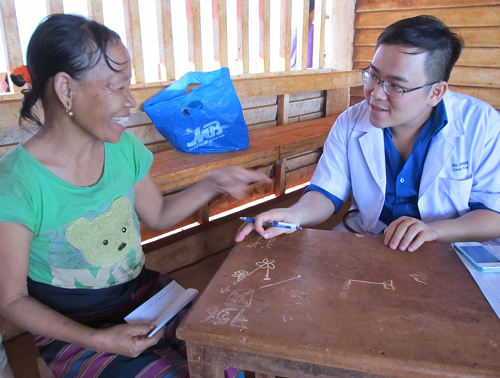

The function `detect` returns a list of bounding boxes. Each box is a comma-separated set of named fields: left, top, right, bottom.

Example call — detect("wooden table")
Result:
left=176, top=230, right=500, bottom=378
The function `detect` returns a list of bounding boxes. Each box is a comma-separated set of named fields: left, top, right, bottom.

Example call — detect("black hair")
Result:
left=376, top=15, right=464, bottom=83
left=309, top=0, right=315, bottom=13
left=14, top=13, right=122, bottom=127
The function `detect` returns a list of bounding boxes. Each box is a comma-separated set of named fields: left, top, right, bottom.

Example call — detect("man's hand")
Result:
left=384, top=216, right=437, bottom=252
left=235, top=208, right=301, bottom=242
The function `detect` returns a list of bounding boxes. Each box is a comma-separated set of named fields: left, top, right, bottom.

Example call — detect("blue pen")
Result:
left=239, top=217, right=302, bottom=230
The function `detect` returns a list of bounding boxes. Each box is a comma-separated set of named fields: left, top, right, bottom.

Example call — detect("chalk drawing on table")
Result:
left=340, top=278, right=395, bottom=299
left=220, top=285, right=231, bottom=293
left=226, top=289, right=255, bottom=308
left=283, top=308, right=313, bottom=323
left=409, top=273, right=428, bottom=285
left=200, top=306, right=249, bottom=329
left=200, top=276, right=302, bottom=328
left=232, top=258, right=276, bottom=282
left=246, top=236, right=275, bottom=250
left=282, top=286, right=309, bottom=307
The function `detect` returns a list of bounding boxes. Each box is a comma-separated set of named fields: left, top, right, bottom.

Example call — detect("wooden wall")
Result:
left=350, top=0, right=500, bottom=110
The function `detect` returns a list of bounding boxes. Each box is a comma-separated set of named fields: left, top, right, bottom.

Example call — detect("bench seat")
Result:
left=150, top=115, right=338, bottom=193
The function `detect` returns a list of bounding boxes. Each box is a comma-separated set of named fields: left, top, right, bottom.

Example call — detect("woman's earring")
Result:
left=66, top=107, right=74, bottom=117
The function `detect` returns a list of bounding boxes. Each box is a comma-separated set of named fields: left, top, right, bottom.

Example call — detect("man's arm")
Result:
left=235, top=191, right=335, bottom=241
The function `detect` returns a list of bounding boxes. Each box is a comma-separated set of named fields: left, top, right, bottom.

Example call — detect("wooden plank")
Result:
left=286, top=150, right=322, bottom=171
left=150, top=146, right=279, bottom=193
left=87, top=0, right=104, bottom=23
left=233, top=71, right=362, bottom=97
left=237, top=0, right=243, bottom=62
left=356, top=0, right=500, bottom=12
left=290, top=90, right=323, bottom=101
left=157, top=0, right=175, bottom=81
left=243, top=105, right=277, bottom=125
left=289, top=97, right=324, bottom=117
left=352, top=62, right=500, bottom=89
left=240, top=95, right=277, bottom=109
left=285, top=162, right=316, bottom=189
left=0, top=72, right=360, bottom=125
left=277, top=94, right=290, bottom=125
left=325, top=0, right=355, bottom=70
left=285, top=0, right=292, bottom=71
left=218, top=0, right=228, bottom=67
left=350, top=96, right=365, bottom=107
left=123, top=0, right=145, bottom=83
left=325, top=88, right=350, bottom=116
left=288, top=111, right=323, bottom=124
left=263, top=0, right=271, bottom=72
left=0, top=0, right=24, bottom=93
left=46, top=0, right=63, bottom=14
left=274, top=159, right=286, bottom=197
left=242, top=0, right=249, bottom=73
left=318, top=0, right=326, bottom=68
left=279, top=0, right=286, bottom=60
left=301, top=0, right=310, bottom=69
left=450, top=85, right=500, bottom=109
left=449, top=66, right=500, bottom=88
left=192, top=0, right=203, bottom=71
left=353, top=46, right=500, bottom=68
left=186, top=0, right=195, bottom=65
left=354, top=27, right=500, bottom=48
left=355, top=6, right=500, bottom=29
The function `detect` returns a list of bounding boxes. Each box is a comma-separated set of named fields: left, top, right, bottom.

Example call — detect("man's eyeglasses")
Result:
left=361, top=68, right=437, bottom=98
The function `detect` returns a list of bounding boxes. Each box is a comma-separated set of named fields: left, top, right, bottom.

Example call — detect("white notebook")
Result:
left=125, top=280, right=198, bottom=337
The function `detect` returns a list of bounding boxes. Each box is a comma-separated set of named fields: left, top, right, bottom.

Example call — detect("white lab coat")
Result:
left=311, top=90, right=500, bottom=234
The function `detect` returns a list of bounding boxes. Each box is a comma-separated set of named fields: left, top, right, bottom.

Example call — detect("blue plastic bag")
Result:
left=144, top=67, right=249, bottom=154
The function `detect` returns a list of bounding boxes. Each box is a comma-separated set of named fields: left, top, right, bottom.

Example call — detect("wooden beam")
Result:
left=123, top=0, right=145, bottom=83
left=325, top=0, right=355, bottom=70
left=284, top=0, right=292, bottom=71
left=263, top=0, right=271, bottom=72
left=242, top=0, right=249, bottom=73
left=0, top=0, right=24, bottom=93
left=354, top=46, right=500, bottom=69
left=274, top=159, right=287, bottom=197
left=46, top=0, right=63, bottom=14
left=218, top=0, right=228, bottom=67
left=356, top=0, right=500, bottom=12
left=233, top=71, right=362, bottom=97
left=192, top=0, right=202, bottom=70
left=156, top=0, right=175, bottom=81
left=87, top=0, right=104, bottom=23
left=318, top=0, right=326, bottom=68
left=325, top=88, right=350, bottom=116
left=277, top=94, right=290, bottom=125
left=354, top=27, right=500, bottom=48
left=355, top=6, right=500, bottom=29
left=301, top=0, right=309, bottom=69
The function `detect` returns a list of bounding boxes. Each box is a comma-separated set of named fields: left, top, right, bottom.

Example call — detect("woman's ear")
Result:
left=427, top=81, right=448, bottom=107
left=53, top=72, right=75, bottom=110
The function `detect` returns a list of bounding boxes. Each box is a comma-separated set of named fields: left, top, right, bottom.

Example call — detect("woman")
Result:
left=0, top=14, right=269, bottom=377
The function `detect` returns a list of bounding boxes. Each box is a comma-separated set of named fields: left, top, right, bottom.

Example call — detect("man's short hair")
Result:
left=376, top=15, right=464, bottom=83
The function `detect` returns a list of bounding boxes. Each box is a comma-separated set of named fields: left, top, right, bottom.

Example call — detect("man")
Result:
left=236, top=15, right=500, bottom=252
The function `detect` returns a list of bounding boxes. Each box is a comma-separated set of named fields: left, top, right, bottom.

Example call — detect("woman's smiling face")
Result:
left=71, top=40, right=137, bottom=143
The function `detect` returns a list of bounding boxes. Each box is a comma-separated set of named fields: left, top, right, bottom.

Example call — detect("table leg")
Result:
left=186, top=342, right=226, bottom=378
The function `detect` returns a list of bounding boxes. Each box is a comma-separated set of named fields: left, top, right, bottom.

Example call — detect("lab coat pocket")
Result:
left=438, top=177, right=473, bottom=218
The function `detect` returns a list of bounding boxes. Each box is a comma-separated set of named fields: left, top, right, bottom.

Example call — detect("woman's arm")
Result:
left=134, top=166, right=271, bottom=230
left=0, top=222, right=163, bottom=357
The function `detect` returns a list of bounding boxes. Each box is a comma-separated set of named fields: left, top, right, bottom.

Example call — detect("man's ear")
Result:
left=53, top=72, right=75, bottom=110
left=427, top=81, right=448, bottom=107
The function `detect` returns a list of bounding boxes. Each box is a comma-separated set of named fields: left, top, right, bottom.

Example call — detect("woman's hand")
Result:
left=204, top=166, right=272, bottom=199
left=95, top=323, right=165, bottom=357
left=384, top=216, right=437, bottom=252
left=235, top=208, right=302, bottom=242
